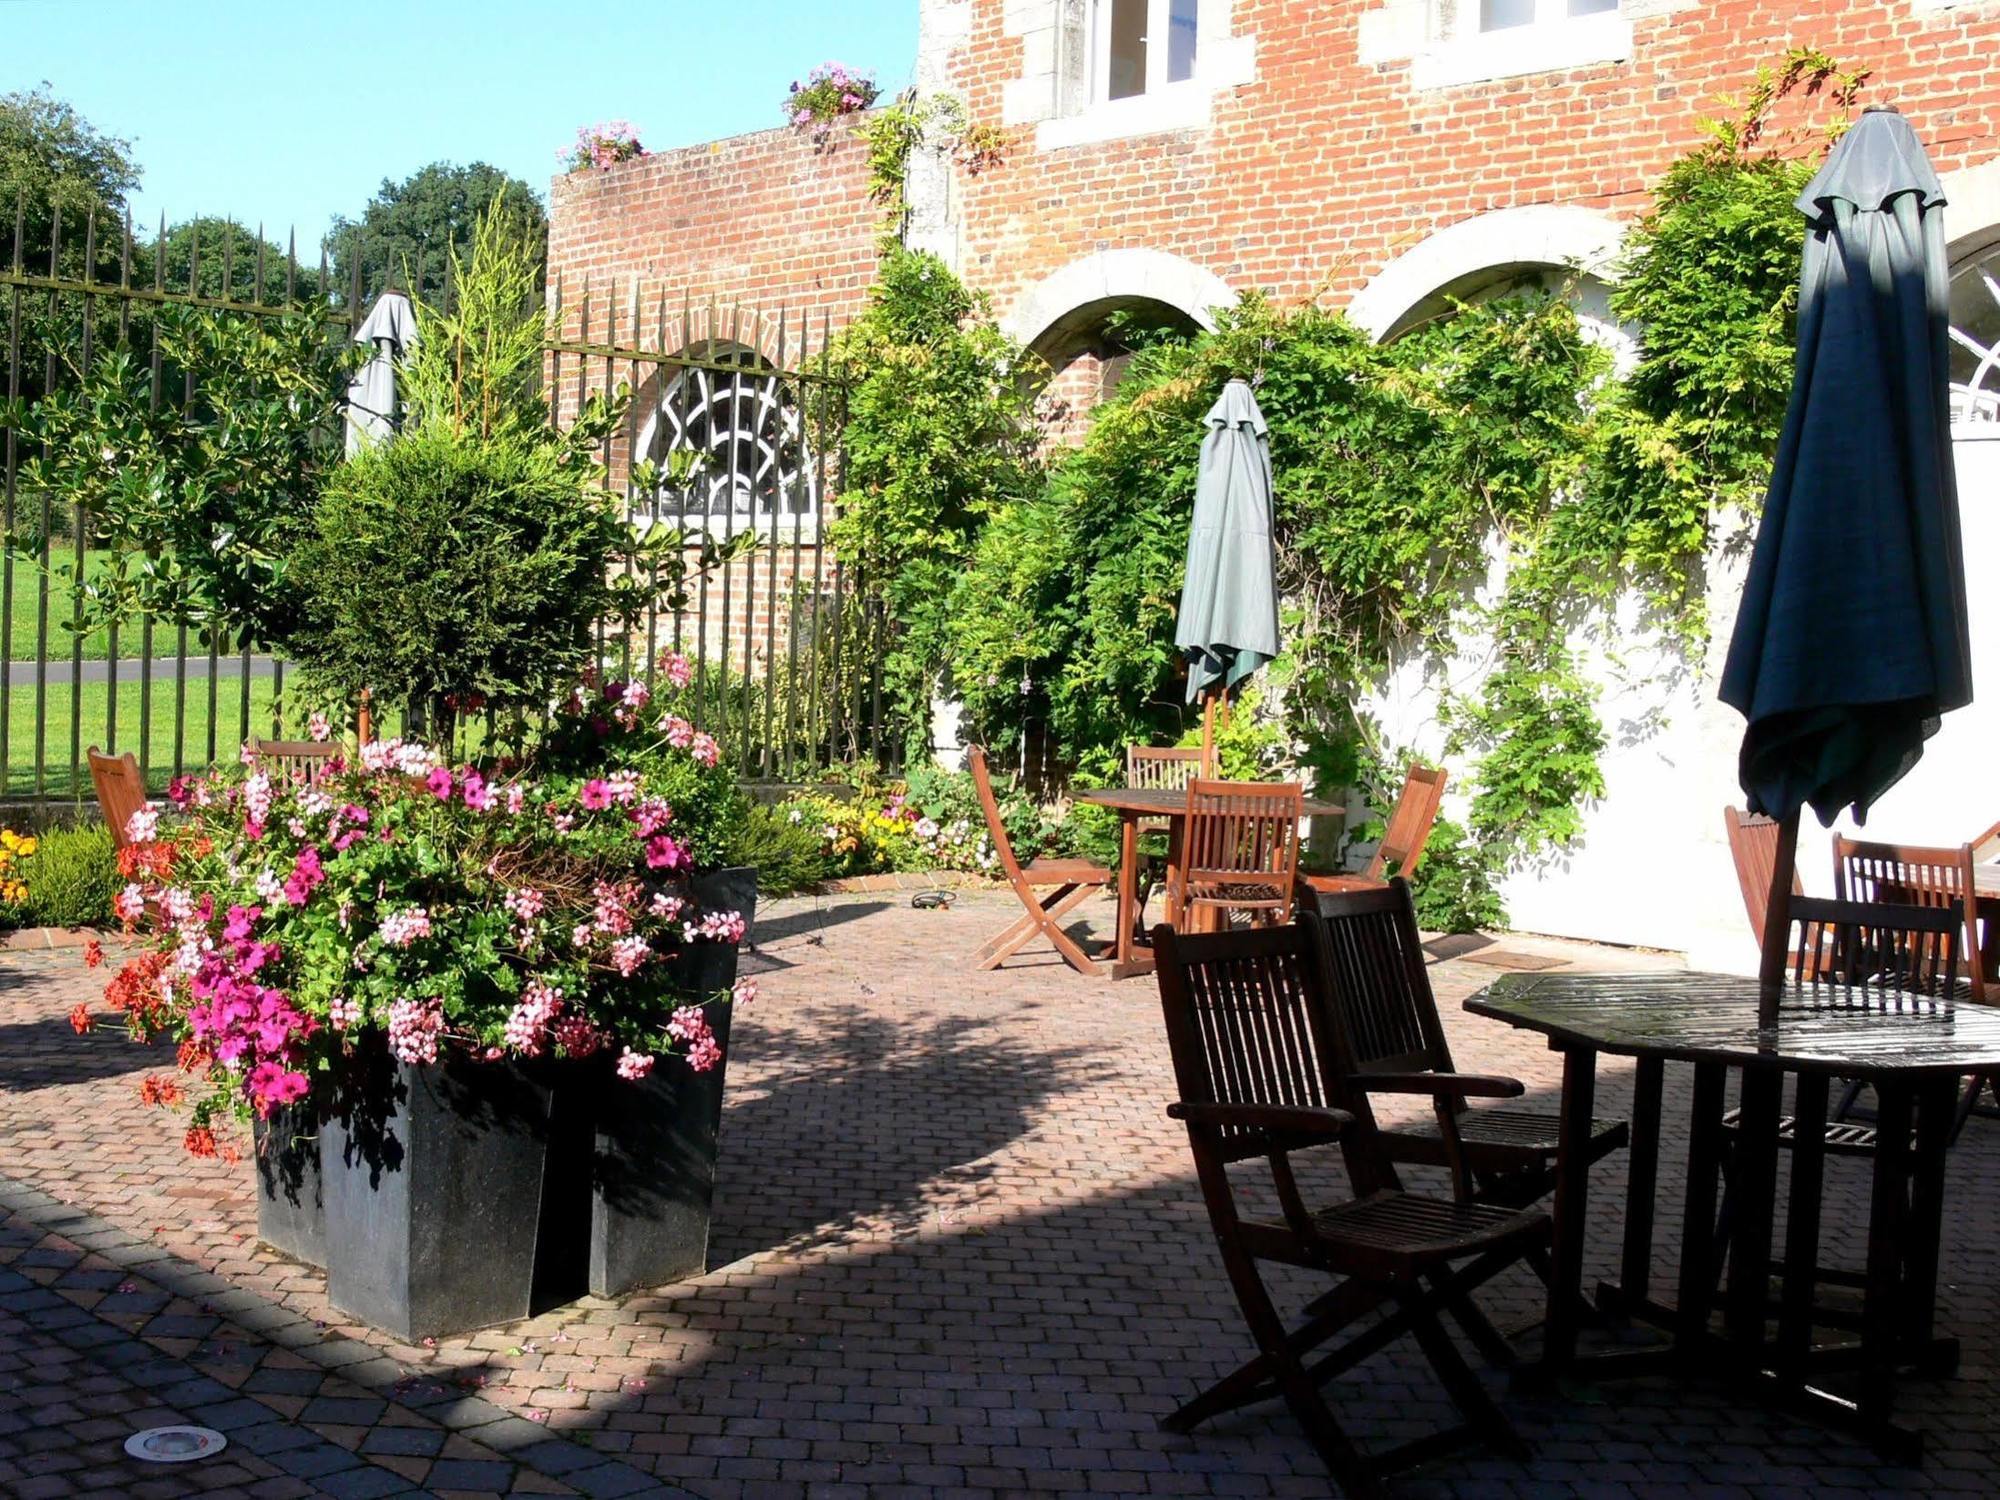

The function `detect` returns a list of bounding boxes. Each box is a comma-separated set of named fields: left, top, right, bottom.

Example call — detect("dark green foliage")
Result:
left=730, top=801, right=836, bottom=895
left=289, top=419, right=627, bottom=726
left=12, top=824, right=118, bottom=930
left=1407, top=820, right=1507, bottom=936
left=157, top=218, right=324, bottom=306
left=818, top=249, right=1044, bottom=756
left=327, top=161, right=546, bottom=297
left=0, top=85, right=136, bottom=264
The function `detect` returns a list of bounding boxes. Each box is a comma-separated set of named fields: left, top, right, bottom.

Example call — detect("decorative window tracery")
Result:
left=634, top=345, right=820, bottom=529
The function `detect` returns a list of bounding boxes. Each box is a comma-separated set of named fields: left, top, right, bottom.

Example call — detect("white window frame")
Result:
left=1091, top=0, right=1197, bottom=104
left=1412, top=0, right=1631, bottom=91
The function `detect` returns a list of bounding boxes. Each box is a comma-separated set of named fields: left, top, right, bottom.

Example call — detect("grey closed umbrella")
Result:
left=343, top=290, right=419, bottom=455
left=1716, top=108, right=1971, bottom=1012
left=1176, top=378, right=1281, bottom=711
left=1719, top=107, right=1971, bottom=826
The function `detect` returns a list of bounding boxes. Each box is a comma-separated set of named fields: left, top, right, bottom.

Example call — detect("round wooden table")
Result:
left=1073, top=785, right=1345, bottom=979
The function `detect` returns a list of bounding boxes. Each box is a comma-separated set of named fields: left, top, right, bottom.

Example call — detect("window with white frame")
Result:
left=1473, top=0, right=1615, bottom=31
left=1950, top=245, right=2000, bottom=435
left=1095, top=0, right=1199, bottom=103
left=1411, top=0, right=1630, bottom=90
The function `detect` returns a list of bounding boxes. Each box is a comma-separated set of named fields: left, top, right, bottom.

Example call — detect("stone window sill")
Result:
left=1410, top=13, right=1633, bottom=91
left=1037, top=36, right=1255, bottom=150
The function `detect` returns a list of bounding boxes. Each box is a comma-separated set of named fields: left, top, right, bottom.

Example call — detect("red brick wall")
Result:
left=942, top=0, right=2000, bottom=320
left=546, top=119, right=883, bottom=360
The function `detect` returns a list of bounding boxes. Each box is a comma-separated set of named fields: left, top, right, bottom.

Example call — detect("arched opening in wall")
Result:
left=1949, top=237, right=2000, bottom=436
left=632, top=341, right=820, bottom=535
left=1026, top=294, right=1203, bottom=447
left=1383, top=264, right=1637, bottom=373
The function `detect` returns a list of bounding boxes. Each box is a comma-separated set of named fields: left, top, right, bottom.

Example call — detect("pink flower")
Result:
left=379, top=906, right=432, bottom=948
left=247, top=1061, right=310, bottom=1117
left=506, top=784, right=527, bottom=816
left=114, top=884, right=146, bottom=924
left=732, top=976, right=759, bottom=1006
left=609, top=935, right=650, bottom=977
left=663, top=716, right=694, bottom=749
left=282, top=848, right=325, bottom=908
left=329, top=996, right=362, bottom=1031
left=553, top=1015, right=601, bottom=1057
left=616, top=1047, right=655, bottom=1081
left=645, top=834, right=688, bottom=871
left=658, top=651, right=693, bottom=689
left=426, top=767, right=455, bottom=800
left=633, top=797, right=673, bottom=836
left=504, top=979, right=564, bottom=1056
left=650, top=892, right=684, bottom=921
left=387, top=996, right=444, bottom=1065
left=125, top=806, right=160, bottom=844
left=307, top=711, right=332, bottom=743
left=579, top=779, right=614, bottom=811
left=462, top=771, right=494, bottom=812
left=689, top=733, right=720, bottom=768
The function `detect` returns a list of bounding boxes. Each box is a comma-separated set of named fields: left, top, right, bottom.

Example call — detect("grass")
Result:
left=2, top=674, right=290, bottom=800
left=0, top=548, right=233, bottom=662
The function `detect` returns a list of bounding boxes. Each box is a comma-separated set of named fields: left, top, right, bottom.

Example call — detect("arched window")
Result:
left=633, top=343, right=820, bottom=531
left=1950, top=247, right=2000, bottom=436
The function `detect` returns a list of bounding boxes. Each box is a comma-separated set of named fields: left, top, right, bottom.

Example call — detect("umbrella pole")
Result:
left=1200, top=691, right=1218, bottom=777
left=1757, top=808, right=1801, bottom=1027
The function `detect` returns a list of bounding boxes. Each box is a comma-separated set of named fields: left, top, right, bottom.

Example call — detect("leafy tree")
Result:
left=156, top=217, right=324, bottom=306
left=0, top=85, right=137, bottom=263
left=327, top=162, right=545, bottom=299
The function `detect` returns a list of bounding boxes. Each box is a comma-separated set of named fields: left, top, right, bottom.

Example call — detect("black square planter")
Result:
left=252, top=1104, right=326, bottom=1269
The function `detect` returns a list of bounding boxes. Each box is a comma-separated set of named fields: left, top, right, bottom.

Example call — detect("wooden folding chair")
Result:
left=1154, top=919, right=1549, bottom=1493
left=1724, top=806, right=1831, bottom=977
left=1174, top=778, right=1303, bottom=933
left=1126, top=745, right=1203, bottom=931
left=965, top=745, right=1110, bottom=978
left=245, top=737, right=340, bottom=785
left=1306, top=878, right=1629, bottom=1218
left=87, top=746, right=150, bottom=850
left=1305, top=761, right=1446, bottom=898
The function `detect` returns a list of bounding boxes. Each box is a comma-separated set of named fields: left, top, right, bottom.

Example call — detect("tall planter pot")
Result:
left=251, top=1103, right=325, bottom=1269
left=320, top=1039, right=556, bottom=1341
left=586, top=865, right=756, bottom=1297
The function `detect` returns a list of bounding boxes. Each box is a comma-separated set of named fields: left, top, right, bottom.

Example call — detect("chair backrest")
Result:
left=246, top=737, right=339, bottom=784
left=1783, top=894, right=1965, bottom=999
left=1183, top=779, right=1304, bottom=915
left=965, top=745, right=1029, bottom=886
left=87, top=746, right=147, bottom=850
left=1363, top=763, right=1448, bottom=882
left=1126, top=745, right=1203, bottom=792
left=1832, top=836, right=1983, bottom=1001
left=1725, top=806, right=1803, bottom=947
left=1153, top=920, right=1400, bottom=1199
left=1972, top=818, right=2000, bottom=864
left=1305, top=878, right=1454, bottom=1079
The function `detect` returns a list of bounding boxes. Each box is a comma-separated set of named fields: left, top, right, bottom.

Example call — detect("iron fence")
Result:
left=0, top=193, right=887, bottom=815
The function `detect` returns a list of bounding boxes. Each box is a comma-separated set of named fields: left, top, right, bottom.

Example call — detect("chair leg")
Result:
left=1395, top=1283, right=1528, bottom=1463
left=971, top=910, right=1038, bottom=969
left=972, top=883, right=1105, bottom=977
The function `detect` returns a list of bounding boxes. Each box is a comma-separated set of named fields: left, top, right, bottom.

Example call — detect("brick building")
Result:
left=548, top=0, right=2000, bottom=953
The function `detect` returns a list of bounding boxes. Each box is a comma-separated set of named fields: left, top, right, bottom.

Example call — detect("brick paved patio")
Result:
left=3, top=890, right=1998, bottom=1498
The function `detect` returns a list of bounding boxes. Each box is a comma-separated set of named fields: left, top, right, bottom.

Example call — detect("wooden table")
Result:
left=1466, top=970, right=2000, bottom=1460
left=1073, top=786, right=1345, bottom=980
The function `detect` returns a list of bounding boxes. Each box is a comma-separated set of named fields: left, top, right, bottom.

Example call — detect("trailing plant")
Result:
left=816, top=249, right=1044, bottom=758
left=860, top=90, right=1007, bottom=235
left=786, top=63, right=879, bottom=148
left=563, top=121, right=646, bottom=174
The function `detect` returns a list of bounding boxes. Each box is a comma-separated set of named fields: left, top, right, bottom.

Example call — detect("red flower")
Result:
left=176, top=1038, right=212, bottom=1073
left=138, top=1075, right=184, bottom=1107
left=68, top=1003, right=91, bottom=1035
left=83, top=938, right=104, bottom=969
left=183, top=1126, right=217, bottom=1158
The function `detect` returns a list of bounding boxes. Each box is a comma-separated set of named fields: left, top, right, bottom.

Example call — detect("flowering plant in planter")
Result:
left=784, top=62, right=879, bottom=148
left=92, top=651, right=754, bottom=1154
left=562, top=120, right=647, bottom=173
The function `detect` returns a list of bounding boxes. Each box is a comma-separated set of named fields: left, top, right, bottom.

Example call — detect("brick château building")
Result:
left=547, top=0, right=2000, bottom=957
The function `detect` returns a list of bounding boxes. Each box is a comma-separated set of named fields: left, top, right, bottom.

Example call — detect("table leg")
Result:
left=1775, top=1071, right=1827, bottom=1377
left=1860, top=1080, right=1914, bottom=1423
left=1725, top=1066, right=1783, bottom=1349
left=1675, top=1062, right=1727, bottom=1356
left=1611, top=1055, right=1663, bottom=1312
left=1902, top=1075, right=1956, bottom=1356
left=1116, top=813, right=1139, bottom=968
left=1542, top=1045, right=1596, bottom=1374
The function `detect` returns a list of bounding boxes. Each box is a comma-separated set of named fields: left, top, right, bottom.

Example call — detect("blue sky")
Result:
left=5, top=0, right=918, bottom=248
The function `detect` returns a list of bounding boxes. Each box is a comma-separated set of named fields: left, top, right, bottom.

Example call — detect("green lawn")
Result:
left=2, top=674, right=290, bottom=799
left=0, top=548, right=231, bottom=663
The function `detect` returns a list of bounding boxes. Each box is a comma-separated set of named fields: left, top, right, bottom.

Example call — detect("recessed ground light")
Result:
left=124, top=1426, right=227, bottom=1463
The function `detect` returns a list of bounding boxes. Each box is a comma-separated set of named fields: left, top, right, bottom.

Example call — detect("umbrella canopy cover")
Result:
left=344, top=291, right=419, bottom=456
left=1176, top=379, right=1281, bottom=704
left=1718, top=108, right=1971, bottom=824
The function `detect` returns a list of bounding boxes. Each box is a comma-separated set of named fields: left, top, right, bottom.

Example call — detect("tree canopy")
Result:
left=326, top=161, right=546, bottom=298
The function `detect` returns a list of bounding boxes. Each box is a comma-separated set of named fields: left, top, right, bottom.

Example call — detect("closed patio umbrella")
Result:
left=343, top=289, right=418, bottom=456
left=1176, top=379, right=1281, bottom=767
left=1717, top=107, right=1971, bottom=1011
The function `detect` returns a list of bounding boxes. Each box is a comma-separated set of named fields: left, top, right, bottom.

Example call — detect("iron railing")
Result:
left=0, top=193, right=889, bottom=814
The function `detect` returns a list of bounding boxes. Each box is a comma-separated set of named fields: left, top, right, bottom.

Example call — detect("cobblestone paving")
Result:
left=2, top=891, right=1998, bottom=1498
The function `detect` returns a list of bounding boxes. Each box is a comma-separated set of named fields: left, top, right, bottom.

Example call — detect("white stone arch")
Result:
left=1345, top=205, right=1628, bottom=345
left=1001, top=248, right=1237, bottom=362
left=1944, top=155, right=2000, bottom=267
left=1942, top=156, right=2000, bottom=434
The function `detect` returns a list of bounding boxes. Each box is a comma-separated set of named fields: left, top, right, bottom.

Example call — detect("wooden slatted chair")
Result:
left=1153, top=919, right=1549, bottom=1493
left=1725, top=806, right=1827, bottom=976
left=1305, top=762, right=1446, bottom=898
left=1306, top=877, right=1625, bottom=1328
left=965, top=744, right=1110, bottom=978
left=1174, top=779, right=1303, bottom=933
left=1717, top=896, right=1975, bottom=1281
left=87, top=747, right=150, bottom=850
left=246, top=737, right=341, bottom=786
left=1833, top=836, right=1987, bottom=1002
left=1972, top=818, right=2000, bottom=865
left=1126, top=745, right=1204, bottom=931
